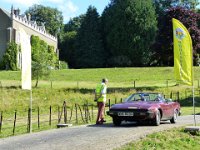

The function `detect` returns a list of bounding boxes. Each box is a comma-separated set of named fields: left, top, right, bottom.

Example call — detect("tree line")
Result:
left=58, top=0, right=200, bottom=68
left=9, top=0, right=200, bottom=68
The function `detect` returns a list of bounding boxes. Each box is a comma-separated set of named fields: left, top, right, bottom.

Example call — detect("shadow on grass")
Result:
left=60, top=86, right=161, bottom=94
left=179, top=96, right=200, bottom=107
left=3, top=86, right=21, bottom=89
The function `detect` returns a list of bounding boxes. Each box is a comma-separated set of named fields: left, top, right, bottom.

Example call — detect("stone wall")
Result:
left=0, top=9, right=11, bottom=61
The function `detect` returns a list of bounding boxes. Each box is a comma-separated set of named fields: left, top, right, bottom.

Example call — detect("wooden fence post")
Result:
left=49, top=106, right=52, bottom=126
left=13, top=111, right=17, bottom=135
left=134, top=80, right=136, bottom=89
left=0, top=111, right=3, bottom=133
left=38, top=107, right=40, bottom=129
left=170, top=92, right=172, bottom=99
left=64, top=101, right=67, bottom=124
left=108, top=99, right=111, bottom=109
left=77, top=104, right=85, bottom=123
left=58, top=106, right=60, bottom=123
left=84, top=104, right=87, bottom=123
left=27, top=108, right=31, bottom=133
left=75, top=104, right=78, bottom=124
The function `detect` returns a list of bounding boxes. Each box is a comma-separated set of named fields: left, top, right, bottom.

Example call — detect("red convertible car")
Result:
left=107, top=93, right=181, bottom=126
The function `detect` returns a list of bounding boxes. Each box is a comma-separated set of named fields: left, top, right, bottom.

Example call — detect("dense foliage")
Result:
left=31, top=35, right=58, bottom=87
left=74, top=6, right=105, bottom=68
left=152, top=7, right=200, bottom=66
left=102, top=0, right=157, bottom=67
left=0, top=2, right=197, bottom=69
left=25, top=4, right=63, bottom=36
left=0, top=42, right=19, bottom=70
left=59, top=15, right=85, bottom=68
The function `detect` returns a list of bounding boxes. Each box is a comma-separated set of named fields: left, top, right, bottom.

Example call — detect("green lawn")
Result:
left=0, top=67, right=200, bottom=138
left=0, top=67, right=200, bottom=112
left=0, top=67, right=200, bottom=88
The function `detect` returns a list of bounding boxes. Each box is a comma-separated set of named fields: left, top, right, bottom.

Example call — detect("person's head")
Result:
left=102, top=78, right=108, bottom=84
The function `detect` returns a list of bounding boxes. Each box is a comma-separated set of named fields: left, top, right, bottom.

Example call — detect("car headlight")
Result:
left=147, top=109, right=154, bottom=114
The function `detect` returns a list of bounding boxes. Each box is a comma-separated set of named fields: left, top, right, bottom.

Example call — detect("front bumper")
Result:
left=107, top=109, right=155, bottom=121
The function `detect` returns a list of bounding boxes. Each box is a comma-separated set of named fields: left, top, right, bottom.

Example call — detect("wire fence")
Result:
left=0, top=102, right=99, bottom=136
left=0, top=88, right=200, bottom=137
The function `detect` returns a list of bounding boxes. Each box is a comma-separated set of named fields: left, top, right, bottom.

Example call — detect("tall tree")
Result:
left=74, top=6, right=105, bottom=68
left=59, top=31, right=77, bottom=68
left=59, top=15, right=85, bottom=68
left=152, top=7, right=200, bottom=66
left=102, top=0, right=157, bottom=67
left=64, top=14, right=85, bottom=32
left=25, top=4, right=63, bottom=36
left=153, top=0, right=199, bottom=10
left=31, top=35, right=58, bottom=87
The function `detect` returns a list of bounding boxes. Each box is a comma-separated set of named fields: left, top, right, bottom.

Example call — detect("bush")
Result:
left=59, top=61, right=68, bottom=69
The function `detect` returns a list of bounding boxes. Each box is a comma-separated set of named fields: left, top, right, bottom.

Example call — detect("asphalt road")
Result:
left=0, top=115, right=199, bottom=150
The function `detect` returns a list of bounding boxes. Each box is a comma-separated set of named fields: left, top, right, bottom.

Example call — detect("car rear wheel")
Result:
left=113, top=117, right=121, bottom=126
left=170, top=110, right=178, bottom=123
left=153, top=110, right=161, bottom=126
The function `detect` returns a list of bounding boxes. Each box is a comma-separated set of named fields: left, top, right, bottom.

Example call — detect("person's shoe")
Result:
left=101, top=119, right=106, bottom=122
left=96, top=121, right=103, bottom=125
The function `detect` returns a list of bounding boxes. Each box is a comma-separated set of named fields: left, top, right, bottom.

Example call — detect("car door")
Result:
left=159, top=101, right=172, bottom=119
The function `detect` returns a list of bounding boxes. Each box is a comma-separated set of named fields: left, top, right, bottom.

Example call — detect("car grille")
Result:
left=108, top=109, right=150, bottom=120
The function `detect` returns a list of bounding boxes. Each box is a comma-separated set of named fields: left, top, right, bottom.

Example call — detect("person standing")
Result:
left=95, top=78, right=108, bottom=125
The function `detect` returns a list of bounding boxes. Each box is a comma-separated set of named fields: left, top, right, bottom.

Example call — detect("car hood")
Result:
left=110, top=101, right=159, bottom=110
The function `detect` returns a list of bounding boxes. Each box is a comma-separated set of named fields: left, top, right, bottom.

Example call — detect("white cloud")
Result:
left=58, top=0, right=79, bottom=22
left=3, top=0, right=79, bottom=22
left=47, top=0, right=64, bottom=3
left=66, top=1, right=78, bottom=13
left=3, top=0, right=41, bottom=7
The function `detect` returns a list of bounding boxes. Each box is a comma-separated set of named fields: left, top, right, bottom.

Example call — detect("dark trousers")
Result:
left=96, top=102, right=105, bottom=123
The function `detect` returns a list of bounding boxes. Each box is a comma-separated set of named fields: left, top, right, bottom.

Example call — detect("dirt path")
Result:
left=0, top=115, right=199, bottom=150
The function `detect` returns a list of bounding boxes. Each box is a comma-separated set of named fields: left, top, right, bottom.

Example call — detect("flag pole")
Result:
left=192, top=84, right=196, bottom=126
left=192, top=63, right=196, bottom=126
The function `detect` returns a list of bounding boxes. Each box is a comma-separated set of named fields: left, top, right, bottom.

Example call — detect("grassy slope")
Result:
left=0, top=67, right=200, bottom=88
left=118, top=127, right=200, bottom=150
left=0, top=67, right=200, bottom=112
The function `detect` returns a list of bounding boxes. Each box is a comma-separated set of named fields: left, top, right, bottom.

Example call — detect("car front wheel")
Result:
left=113, top=117, right=121, bottom=126
left=152, top=110, right=161, bottom=126
left=170, top=110, right=178, bottom=123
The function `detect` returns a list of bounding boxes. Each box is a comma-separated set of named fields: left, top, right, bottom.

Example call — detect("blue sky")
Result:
left=0, top=0, right=110, bottom=23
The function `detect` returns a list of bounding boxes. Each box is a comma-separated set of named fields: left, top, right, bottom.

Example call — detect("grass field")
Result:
left=0, top=67, right=200, bottom=139
left=0, top=67, right=200, bottom=88
left=0, top=67, right=200, bottom=114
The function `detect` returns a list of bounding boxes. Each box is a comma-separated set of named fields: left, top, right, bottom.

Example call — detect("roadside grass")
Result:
left=117, top=127, right=200, bottom=150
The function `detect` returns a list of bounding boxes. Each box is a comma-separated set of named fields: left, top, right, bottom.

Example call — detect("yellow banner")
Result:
left=172, top=18, right=193, bottom=86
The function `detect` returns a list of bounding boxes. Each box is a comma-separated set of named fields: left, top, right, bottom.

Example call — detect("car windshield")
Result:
left=125, top=93, right=165, bottom=102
